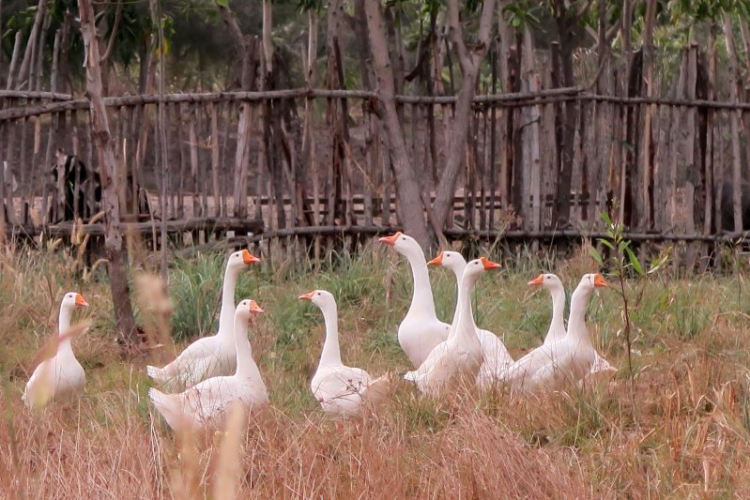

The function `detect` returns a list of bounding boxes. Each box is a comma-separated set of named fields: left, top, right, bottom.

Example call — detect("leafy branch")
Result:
left=589, top=211, right=670, bottom=375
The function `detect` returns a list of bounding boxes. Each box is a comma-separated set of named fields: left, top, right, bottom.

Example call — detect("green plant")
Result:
left=589, top=211, right=670, bottom=375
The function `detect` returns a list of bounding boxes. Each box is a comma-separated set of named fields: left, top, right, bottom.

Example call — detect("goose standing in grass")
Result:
left=379, top=232, right=450, bottom=368
left=146, top=250, right=260, bottom=390
left=528, top=273, right=615, bottom=375
left=404, top=257, right=502, bottom=395
left=149, top=300, right=268, bottom=433
left=503, top=274, right=607, bottom=391
left=427, top=251, right=514, bottom=389
left=23, top=292, right=89, bottom=409
left=300, top=290, right=392, bottom=419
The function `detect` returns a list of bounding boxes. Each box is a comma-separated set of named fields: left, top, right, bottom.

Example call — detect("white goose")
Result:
left=147, top=250, right=260, bottom=390
left=300, top=290, right=392, bottom=419
left=149, top=299, right=268, bottom=433
left=529, top=273, right=615, bottom=375
left=427, top=251, right=514, bottom=389
left=23, top=292, right=89, bottom=409
left=379, top=232, right=449, bottom=368
left=404, top=257, right=501, bottom=395
left=504, top=273, right=607, bottom=391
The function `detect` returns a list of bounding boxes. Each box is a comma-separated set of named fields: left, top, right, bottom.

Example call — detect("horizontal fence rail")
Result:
left=2, top=78, right=749, bottom=268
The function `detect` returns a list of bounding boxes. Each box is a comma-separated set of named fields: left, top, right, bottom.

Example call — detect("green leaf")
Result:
left=589, top=247, right=603, bottom=265
left=624, top=247, right=645, bottom=276
left=600, top=211, right=612, bottom=226
left=598, top=238, right=615, bottom=250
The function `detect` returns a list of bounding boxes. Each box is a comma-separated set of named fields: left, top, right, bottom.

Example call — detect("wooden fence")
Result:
left=1, top=69, right=749, bottom=264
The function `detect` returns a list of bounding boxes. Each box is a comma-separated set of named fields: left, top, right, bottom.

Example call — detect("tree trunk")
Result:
left=724, top=14, right=744, bottom=232
left=431, top=0, right=497, bottom=229
left=523, top=27, right=542, bottom=233
left=17, top=0, right=47, bottom=90
left=552, top=0, right=578, bottom=228
left=218, top=4, right=258, bottom=218
left=364, top=0, right=430, bottom=248
left=639, top=0, right=657, bottom=230
left=77, top=0, right=137, bottom=345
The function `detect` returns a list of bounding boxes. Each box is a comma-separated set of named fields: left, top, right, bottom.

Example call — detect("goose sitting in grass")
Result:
left=528, top=273, right=615, bottom=376
left=146, top=250, right=260, bottom=390
left=23, top=292, right=89, bottom=410
left=149, top=300, right=268, bottom=433
left=379, top=232, right=450, bottom=369
left=300, top=290, right=392, bottom=419
left=503, top=274, right=607, bottom=391
left=405, top=257, right=502, bottom=395
left=427, top=251, right=514, bottom=389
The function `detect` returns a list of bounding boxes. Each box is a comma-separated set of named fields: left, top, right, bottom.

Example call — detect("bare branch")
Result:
left=100, top=0, right=122, bottom=63
left=446, top=0, right=471, bottom=73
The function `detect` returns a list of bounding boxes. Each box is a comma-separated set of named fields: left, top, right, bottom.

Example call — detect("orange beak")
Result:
left=480, top=257, right=502, bottom=270
left=527, top=274, right=544, bottom=286
left=378, top=232, right=402, bottom=246
left=299, top=291, right=315, bottom=301
left=427, top=251, right=444, bottom=266
left=75, top=294, right=89, bottom=307
left=242, top=249, right=261, bottom=265
left=248, top=300, right=264, bottom=314
left=594, top=274, right=608, bottom=288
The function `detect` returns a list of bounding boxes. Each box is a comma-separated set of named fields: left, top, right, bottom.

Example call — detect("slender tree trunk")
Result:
left=17, top=0, right=47, bottom=90
left=218, top=4, right=258, bottom=218
left=551, top=0, right=579, bottom=228
left=431, top=0, right=497, bottom=229
left=523, top=27, right=542, bottom=233
left=364, top=0, right=431, bottom=248
left=77, top=0, right=137, bottom=345
left=639, top=0, right=657, bottom=230
left=723, top=14, right=744, bottom=232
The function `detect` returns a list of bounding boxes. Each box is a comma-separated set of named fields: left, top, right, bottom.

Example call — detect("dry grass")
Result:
left=1, top=243, right=750, bottom=498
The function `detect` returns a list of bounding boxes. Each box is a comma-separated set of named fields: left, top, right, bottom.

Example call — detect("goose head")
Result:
left=575, top=273, right=608, bottom=296
left=62, top=292, right=89, bottom=310
left=235, top=299, right=264, bottom=323
left=298, top=289, right=335, bottom=310
left=427, top=250, right=466, bottom=274
left=527, top=273, right=564, bottom=291
left=378, top=232, right=422, bottom=258
left=462, top=257, right=502, bottom=283
left=227, top=249, right=261, bottom=271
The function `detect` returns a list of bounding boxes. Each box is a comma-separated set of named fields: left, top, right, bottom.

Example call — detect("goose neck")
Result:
left=218, top=264, right=240, bottom=339
left=567, top=287, right=593, bottom=345
left=448, top=261, right=467, bottom=329
left=550, top=286, right=566, bottom=335
left=57, top=305, right=74, bottom=353
left=234, top=315, right=261, bottom=380
left=404, top=248, right=437, bottom=319
left=454, top=272, right=479, bottom=342
left=319, top=301, right=343, bottom=366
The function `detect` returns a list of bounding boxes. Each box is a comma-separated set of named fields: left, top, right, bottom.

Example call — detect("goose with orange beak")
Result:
left=299, top=290, right=392, bottom=418
left=504, top=273, right=609, bottom=391
left=404, top=257, right=502, bottom=395
left=147, top=249, right=261, bottom=391
left=427, top=251, right=514, bottom=390
left=379, top=232, right=451, bottom=368
left=23, top=292, right=90, bottom=409
left=149, top=299, right=268, bottom=433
